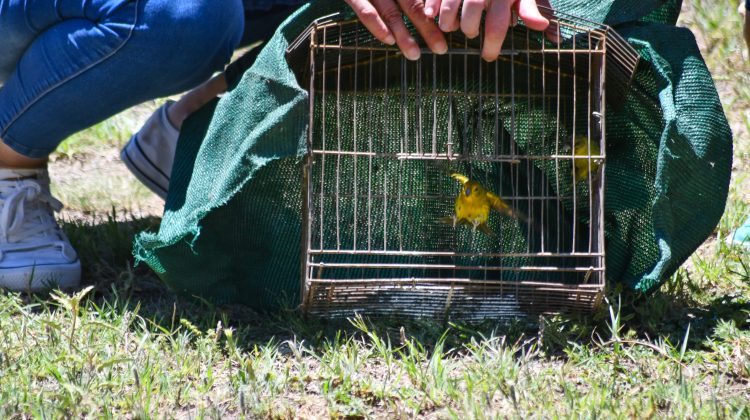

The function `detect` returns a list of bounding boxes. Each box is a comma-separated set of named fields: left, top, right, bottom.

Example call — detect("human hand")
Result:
left=345, top=0, right=553, bottom=62
left=423, top=0, right=551, bottom=61
left=344, top=0, right=448, bottom=60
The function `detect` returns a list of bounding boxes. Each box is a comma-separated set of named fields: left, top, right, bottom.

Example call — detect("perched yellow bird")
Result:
left=441, top=173, right=528, bottom=236
left=573, top=135, right=602, bottom=183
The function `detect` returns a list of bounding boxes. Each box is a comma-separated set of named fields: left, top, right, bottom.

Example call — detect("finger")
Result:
left=397, top=0, right=448, bottom=54
left=424, top=0, right=441, bottom=18
left=517, top=0, right=549, bottom=31
left=482, top=0, right=511, bottom=61
left=372, top=0, right=422, bottom=59
left=437, top=0, right=461, bottom=32
left=345, top=0, right=396, bottom=45
left=544, top=19, right=560, bottom=43
left=445, top=16, right=460, bottom=32
left=534, top=0, right=561, bottom=43
left=460, top=0, right=488, bottom=39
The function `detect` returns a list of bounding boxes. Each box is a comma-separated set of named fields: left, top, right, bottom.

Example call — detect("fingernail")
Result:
left=424, top=6, right=434, bottom=16
left=434, top=40, right=448, bottom=54
left=406, top=46, right=421, bottom=60
left=384, top=34, right=396, bottom=45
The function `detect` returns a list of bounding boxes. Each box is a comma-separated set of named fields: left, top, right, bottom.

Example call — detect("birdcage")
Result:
left=287, top=8, right=639, bottom=320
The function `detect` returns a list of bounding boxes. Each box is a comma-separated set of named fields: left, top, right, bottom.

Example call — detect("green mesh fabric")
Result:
left=305, top=78, right=588, bottom=285
left=134, top=0, right=732, bottom=309
left=550, top=0, right=675, bottom=26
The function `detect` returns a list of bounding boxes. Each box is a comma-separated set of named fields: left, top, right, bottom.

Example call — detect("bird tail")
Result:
left=477, top=223, right=497, bottom=237
left=438, top=216, right=475, bottom=228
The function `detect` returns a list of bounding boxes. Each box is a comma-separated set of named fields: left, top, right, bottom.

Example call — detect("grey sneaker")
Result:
left=0, top=168, right=81, bottom=292
left=121, top=101, right=178, bottom=200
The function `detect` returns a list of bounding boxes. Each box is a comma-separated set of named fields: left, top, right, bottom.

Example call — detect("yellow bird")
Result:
left=441, top=173, right=528, bottom=236
left=573, top=135, right=602, bottom=183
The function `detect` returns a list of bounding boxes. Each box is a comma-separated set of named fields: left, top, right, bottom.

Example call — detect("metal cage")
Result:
left=288, top=9, right=639, bottom=320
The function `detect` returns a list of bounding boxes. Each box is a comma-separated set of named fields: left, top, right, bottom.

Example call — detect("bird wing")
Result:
left=450, top=173, right=470, bottom=184
left=486, top=191, right=510, bottom=212
left=487, top=191, right=530, bottom=223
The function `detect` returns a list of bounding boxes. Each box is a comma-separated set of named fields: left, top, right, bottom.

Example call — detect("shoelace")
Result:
left=0, top=178, right=63, bottom=247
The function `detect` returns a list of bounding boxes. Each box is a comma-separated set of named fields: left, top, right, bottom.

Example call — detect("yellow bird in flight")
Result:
left=441, top=172, right=528, bottom=236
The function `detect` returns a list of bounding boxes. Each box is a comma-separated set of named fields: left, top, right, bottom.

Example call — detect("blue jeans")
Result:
left=0, top=0, right=298, bottom=159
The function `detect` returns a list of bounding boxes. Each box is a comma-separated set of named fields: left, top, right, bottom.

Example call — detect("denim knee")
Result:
left=137, top=0, right=245, bottom=92
left=0, top=0, right=245, bottom=158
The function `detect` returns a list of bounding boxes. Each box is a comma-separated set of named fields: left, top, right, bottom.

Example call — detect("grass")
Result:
left=51, top=100, right=165, bottom=160
left=2, top=1, right=750, bottom=417
left=1, top=286, right=748, bottom=417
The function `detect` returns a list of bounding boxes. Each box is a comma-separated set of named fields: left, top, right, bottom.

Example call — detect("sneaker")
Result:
left=0, top=168, right=81, bottom=292
left=121, top=100, right=178, bottom=200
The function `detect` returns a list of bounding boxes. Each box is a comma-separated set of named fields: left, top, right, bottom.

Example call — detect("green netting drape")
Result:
left=134, top=0, right=732, bottom=309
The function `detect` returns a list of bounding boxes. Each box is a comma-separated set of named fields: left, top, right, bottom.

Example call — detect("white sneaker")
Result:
left=0, top=168, right=81, bottom=292
left=121, top=100, right=178, bottom=200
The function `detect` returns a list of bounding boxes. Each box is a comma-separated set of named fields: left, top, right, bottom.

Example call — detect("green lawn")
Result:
left=1, top=1, right=749, bottom=417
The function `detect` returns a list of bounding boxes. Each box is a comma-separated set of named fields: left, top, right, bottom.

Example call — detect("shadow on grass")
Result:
left=50, top=213, right=560, bottom=352
left=34, top=212, right=748, bottom=357
left=620, top=289, right=750, bottom=349
left=62, top=213, right=162, bottom=293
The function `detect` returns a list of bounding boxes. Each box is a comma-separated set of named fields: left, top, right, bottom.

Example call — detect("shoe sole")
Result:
left=121, top=136, right=169, bottom=200
left=0, top=261, right=82, bottom=293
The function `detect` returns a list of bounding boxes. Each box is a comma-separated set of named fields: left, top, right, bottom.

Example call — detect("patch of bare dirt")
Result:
left=49, top=147, right=165, bottom=223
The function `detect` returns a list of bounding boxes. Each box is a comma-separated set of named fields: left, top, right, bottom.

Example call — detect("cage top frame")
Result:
left=286, top=7, right=640, bottom=103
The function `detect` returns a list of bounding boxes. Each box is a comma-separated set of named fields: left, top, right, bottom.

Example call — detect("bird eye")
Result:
left=465, top=187, right=471, bottom=196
